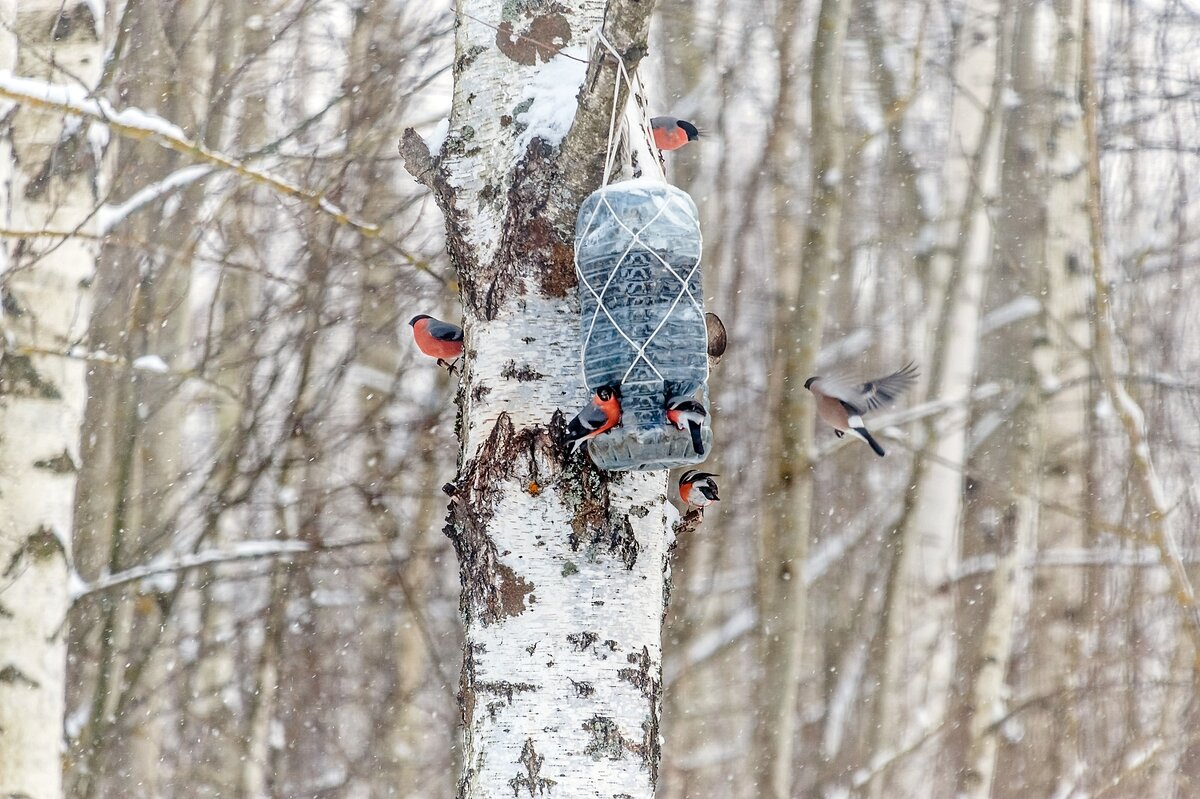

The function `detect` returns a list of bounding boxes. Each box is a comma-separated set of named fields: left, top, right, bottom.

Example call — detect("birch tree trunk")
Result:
left=871, top=2, right=1010, bottom=794
left=0, top=2, right=103, bottom=797
left=954, top=5, right=1043, bottom=794
left=1018, top=0, right=1096, bottom=792
left=399, top=0, right=670, bottom=795
left=755, top=0, right=849, bottom=795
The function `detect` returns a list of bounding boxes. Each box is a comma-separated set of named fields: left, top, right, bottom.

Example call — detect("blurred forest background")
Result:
left=3, top=0, right=1200, bottom=796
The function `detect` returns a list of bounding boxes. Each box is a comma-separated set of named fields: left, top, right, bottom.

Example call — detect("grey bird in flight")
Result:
left=804, top=362, right=919, bottom=457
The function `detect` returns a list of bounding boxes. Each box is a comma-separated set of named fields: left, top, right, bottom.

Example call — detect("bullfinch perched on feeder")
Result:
left=651, top=116, right=702, bottom=151
left=565, top=385, right=622, bottom=452
left=804, top=362, right=919, bottom=457
left=409, top=314, right=464, bottom=372
left=679, top=470, right=719, bottom=512
left=666, top=396, right=707, bottom=455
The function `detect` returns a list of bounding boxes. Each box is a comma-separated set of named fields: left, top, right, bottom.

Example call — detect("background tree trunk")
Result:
left=755, top=0, right=850, bottom=794
left=870, top=2, right=1011, bottom=794
left=0, top=2, right=104, bottom=797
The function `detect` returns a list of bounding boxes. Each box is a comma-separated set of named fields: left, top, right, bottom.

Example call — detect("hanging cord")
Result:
left=575, top=28, right=699, bottom=389
left=596, top=28, right=635, bottom=187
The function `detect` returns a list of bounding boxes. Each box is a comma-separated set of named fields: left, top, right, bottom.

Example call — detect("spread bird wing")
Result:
left=814, top=362, right=919, bottom=415
left=856, top=361, right=919, bottom=412
left=426, top=320, right=464, bottom=342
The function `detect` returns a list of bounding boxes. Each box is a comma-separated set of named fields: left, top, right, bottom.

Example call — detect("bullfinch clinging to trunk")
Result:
left=651, top=116, right=702, bottom=151
left=666, top=396, right=707, bottom=455
left=804, top=362, right=919, bottom=457
left=564, top=385, right=622, bottom=452
left=409, top=315, right=464, bottom=372
left=679, top=470, right=719, bottom=513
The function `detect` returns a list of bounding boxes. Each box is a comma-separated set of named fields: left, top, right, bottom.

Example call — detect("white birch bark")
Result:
left=400, top=0, right=666, bottom=795
left=956, top=388, right=1036, bottom=799
left=1022, top=0, right=1095, bottom=790
left=755, top=0, right=849, bottom=795
left=0, top=2, right=103, bottom=797
left=955, top=6, right=1043, bottom=795
left=871, top=2, right=1010, bottom=794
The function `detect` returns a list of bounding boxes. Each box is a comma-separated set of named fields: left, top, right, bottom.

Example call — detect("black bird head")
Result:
left=678, top=120, right=701, bottom=141
left=409, top=314, right=432, bottom=326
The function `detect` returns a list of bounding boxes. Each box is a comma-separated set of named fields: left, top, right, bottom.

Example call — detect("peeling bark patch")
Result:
left=568, top=678, right=594, bottom=698
left=567, top=631, right=598, bottom=652
left=472, top=383, right=493, bottom=403
left=560, top=447, right=639, bottom=569
left=501, top=142, right=575, bottom=301
left=618, top=647, right=663, bottom=784
left=604, top=518, right=640, bottom=570
left=460, top=643, right=480, bottom=729
left=509, top=738, right=557, bottom=796
left=496, top=562, right=534, bottom=619
left=501, top=360, right=547, bottom=382
left=0, top=664, right=40, bottom=689
left=3, top=526, right=66, bottom=578
left=635, top=708, right=661, bottom=786
left=582, top=716, right=630, bottom=761
left=445, top=413, right=553, bottom=626
left=496, top=11, right=572, bottom=65
left=618, top=647, right=655, bottom=698
left=34, top=449, right=78, bottom=473
left=0, top=353, right=62, bottom=399
left=477, top=680, right=537, bottom=706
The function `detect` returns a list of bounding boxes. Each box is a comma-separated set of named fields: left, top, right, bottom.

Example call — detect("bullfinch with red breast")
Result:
left=651, top=116, right=702, bottom=151
left=666, top=396, right=707, bottom=455
left=679, top=470, right=719, bottom=512
left=804, top=362, right=919, bottom=457
left=564, top=385, right=622, bottom=452
left=409, top=314, right=464, bottom=371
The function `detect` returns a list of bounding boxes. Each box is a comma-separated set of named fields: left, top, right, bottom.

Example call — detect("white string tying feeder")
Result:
left=573, top=34, right=710, bottom=471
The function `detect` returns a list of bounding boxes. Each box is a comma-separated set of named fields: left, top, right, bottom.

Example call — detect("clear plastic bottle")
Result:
left=575, top=179, right=712, bottom=470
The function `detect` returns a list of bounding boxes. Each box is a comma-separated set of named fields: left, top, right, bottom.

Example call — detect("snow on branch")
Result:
left=70, top=537, right=394, bottom=602
left=96, top=164, right=214, bottom=234
left=72, top=540, right=312, bottom=600
left=0, top=73, right=379, bottom=237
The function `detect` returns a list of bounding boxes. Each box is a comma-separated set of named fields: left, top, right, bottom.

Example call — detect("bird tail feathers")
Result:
left=851, top=426, right=886, bottom=457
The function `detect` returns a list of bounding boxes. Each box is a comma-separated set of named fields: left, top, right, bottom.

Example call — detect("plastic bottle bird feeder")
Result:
left=574, top=178, right=712, bottom=471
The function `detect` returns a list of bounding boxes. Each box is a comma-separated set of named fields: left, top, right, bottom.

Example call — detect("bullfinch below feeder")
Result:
left=565, top=385, right=622, bottom=452
left=666, top=396, right=707, bottom=455
left=651, top=116, right=702, bottom=151
left=679, top=470, right=719, bottom=512
left=804, top=362, right=919, bottom=457
left=409, top=314, right=464, bottom=371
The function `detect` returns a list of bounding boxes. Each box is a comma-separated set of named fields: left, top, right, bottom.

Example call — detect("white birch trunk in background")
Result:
left=1025, top=0, right=1095, bottom=791
left=755, top=0, right=849, bottom=795
left=955, top=6, right=1042, bottom=795
left=400, top=0, right=664, bottom=795
left=872, top=2, right=1009, bottom=794
left=0, top=2, right=103, bottom=797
